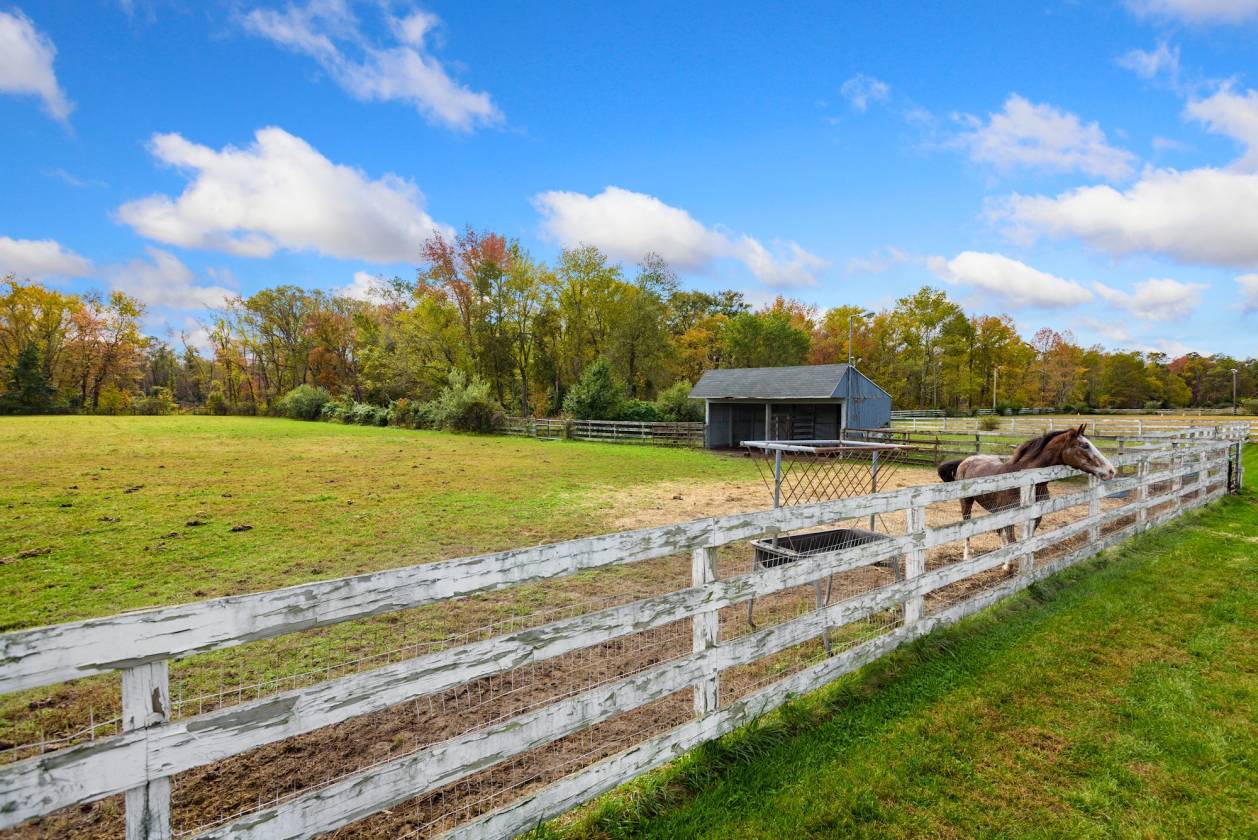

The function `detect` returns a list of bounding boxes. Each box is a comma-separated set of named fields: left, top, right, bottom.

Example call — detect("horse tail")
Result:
left=937, top=459, right=963, bottom=483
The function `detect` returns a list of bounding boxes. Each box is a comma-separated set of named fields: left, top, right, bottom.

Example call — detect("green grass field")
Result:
left=0, top=416, right=755, bottom=631
left=557, top=446, right=1258, bottom=839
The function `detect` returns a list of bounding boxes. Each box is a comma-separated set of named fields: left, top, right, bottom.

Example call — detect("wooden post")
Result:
left=691, top=546, right=719, bottom=715
left=1017, top=477, right=1035, bottom=575
left=1088, top=474, right=1102, bottom=544
left=903, top=504, right=926, bottom=628
left=1136, top=456, right=1150, bottom=532
left=122, top=661, right=171, bottom=840
left=1170, top=442, right=1183, bottom=515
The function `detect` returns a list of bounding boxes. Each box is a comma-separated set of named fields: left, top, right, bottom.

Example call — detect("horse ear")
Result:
left=1077, top=423, right=1087, bottom=435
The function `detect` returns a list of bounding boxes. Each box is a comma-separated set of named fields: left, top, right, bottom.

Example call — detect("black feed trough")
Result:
left=750, top=527, right=892, bottom=570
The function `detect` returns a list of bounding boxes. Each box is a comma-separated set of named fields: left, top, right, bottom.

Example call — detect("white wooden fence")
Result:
left=501, top=416, right=705, bottom=446
left=0, top=439, right=1241, bottom=839
left=895, top=415, right=1257, bottom=441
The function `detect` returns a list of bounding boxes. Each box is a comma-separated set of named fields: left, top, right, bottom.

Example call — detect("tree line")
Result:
left=2, top=228, right=1256, bottom=418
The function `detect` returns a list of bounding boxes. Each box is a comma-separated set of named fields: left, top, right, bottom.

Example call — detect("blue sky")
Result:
left=3, top=0, right=1258, bottom=357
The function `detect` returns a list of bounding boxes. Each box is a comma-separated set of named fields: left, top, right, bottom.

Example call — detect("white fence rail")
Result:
left=0, top=439, right=1242, bottom=839
left=500, top=417, right=705, bottom=446
left=895, top=416, right=1256, bottom=440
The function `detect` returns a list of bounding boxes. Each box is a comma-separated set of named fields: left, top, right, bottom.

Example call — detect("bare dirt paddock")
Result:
left=7, top=458, right=1148, bottom=839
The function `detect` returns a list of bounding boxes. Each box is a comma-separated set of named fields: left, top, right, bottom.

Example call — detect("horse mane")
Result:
left=1009, top=428, right=1072, bottom=464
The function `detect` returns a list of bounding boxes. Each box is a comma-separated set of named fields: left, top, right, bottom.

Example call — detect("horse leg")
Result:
left=960, top=497, right=974, bottom=561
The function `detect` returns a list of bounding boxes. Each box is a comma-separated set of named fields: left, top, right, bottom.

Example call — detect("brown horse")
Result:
left=937, top=425, right=1116, bottom=566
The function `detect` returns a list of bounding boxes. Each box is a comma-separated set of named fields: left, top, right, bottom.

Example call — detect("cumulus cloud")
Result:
left=1126, top=0, right=1258, bottom=24
left=116, top=126, right=446, bottom=263
left=0, top=236, right=92, bottom=278
left=999, top=166, right=1258, bottom=267
left=242, top=1, right=500, bottom=132
left=337, top=270, right=391, bottom=301
left=845, top=246, right=912, bottom=274
left=1078, top=316, right=1133, bottom=343
left=1117, top=41, right=1180, bottom=83
left=0, top=9, right=72, bottom=122
left=1237, top=273, right=1258, bottom=311
left=839, top=74, right=889, bottom=112
left=954, top=95, right=1136, bottom=179
left=533, top=186, right=827, bottom=288
left=1184, top=85, right=1258, bottom=171
left=926, top=251, right=1093, bottom=309
left=1092, top=277, right=1205, bottom=320
left=106, top=247, right=235, bottom=309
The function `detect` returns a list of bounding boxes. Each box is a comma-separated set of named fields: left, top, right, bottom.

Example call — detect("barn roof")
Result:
left=690, top=364, right=854, bottom=400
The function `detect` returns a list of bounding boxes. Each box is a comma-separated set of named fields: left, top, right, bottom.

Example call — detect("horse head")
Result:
left=1058, top=424, right=1117, bottom=480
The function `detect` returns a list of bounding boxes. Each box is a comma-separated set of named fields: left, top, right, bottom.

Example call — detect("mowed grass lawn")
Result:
left=558, top=447, right=1258, bottom=839
left=0, top=416, right=754, bottom=631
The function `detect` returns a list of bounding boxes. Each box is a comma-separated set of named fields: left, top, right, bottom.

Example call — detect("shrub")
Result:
left=349, top=401, right=388, bottom=426
left=95, top=386, right=131, bottom=416
left=978, top=415, right=1001, bottom=431
left=562, top=359, right=624, bottom=420
left=1241, top=398, right=1258, bottom=416
left=1143, top=400, right=1163, bottom=412
left=389, top=398, right=436, bottom=430
left=206, top=383, right=230, bottom=416
left=276, top=384, right=331, bottom=421
left=320, top=397, right=351, bottom=422
left=654, top=381, right=703, bottom=422
left=431, top=370, right=502, bottom=433
left=133, top=387, right=177, bottom=416
left=617, top=399, right=662, bottom=422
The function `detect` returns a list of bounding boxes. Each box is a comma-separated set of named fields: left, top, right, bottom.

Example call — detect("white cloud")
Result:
left=107, top=247, right=235, bottom=309
left=0, top=236, right=92, bottom=278
left=1079, top=316, right=1133, bottom=343
left=839, top=74, right=889, bottom=112
left=1126, top=0, right=1258, bottom=24
left=845, top=246, right=912, bottom=274
left=533, top=186, right=827, bottom=288
left=1237, top=273, right=1258, bottom=311
left=954, top=95, right=1136, bottom=180
left=337, top=270, right=391, bottom=301
left=926, top=251, right=1093, bottom=308
left=999, top=166, right=1258, bottom=267
left=242, top=1, right=500, bottom=132
left=1117, top=41, right=1180, bottom=82
left=0, top=9, right=72, bottom=122
left=117, top=126, right=445, bottom=263
left=1092, top=277, right=1205, bottom=320
left=1184, top=85, right=1258, bottom=171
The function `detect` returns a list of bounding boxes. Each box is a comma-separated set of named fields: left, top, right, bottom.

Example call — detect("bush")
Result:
left=1143, top=400, right=1163, bottom=412
left=430, top=370, right=502, bottom=433
left=133, top=387, right=177, bottom=416
left=654, top=381, right=703, bottom=422
left=388, top=398, right=436, bottom=430
left=562, top=359, right=624, bottom=420
left=95, top=385, right=131, bottom=416
left=350, top=401, right=389, bottom=426
left=1241, top=398, right=1258, bottom=416
left=978, top=415, right=1001, bottom=431
left=617, top=399, right=662, bottom=422
left=276, top=384, right=332, bottom=421
left=206, top=383, right=230, bottom=416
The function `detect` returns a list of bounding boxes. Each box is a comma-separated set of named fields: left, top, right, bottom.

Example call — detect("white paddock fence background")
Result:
left=894, top=414, right=1257, bottom=440
left=0, top=437, right=1244, bottom=839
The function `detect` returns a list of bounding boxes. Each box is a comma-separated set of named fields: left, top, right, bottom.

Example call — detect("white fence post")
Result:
left=122, top=660, right=171, bottom=840
left=1018, top=477, right=1036, bottom=575
left=1088, top=474, right=1102, bottom=543
left=1137, top=456, right=1150, bottom=532
left=691, top=545, right=719, bottom=716
left=903, top=504, right=926, bottom=628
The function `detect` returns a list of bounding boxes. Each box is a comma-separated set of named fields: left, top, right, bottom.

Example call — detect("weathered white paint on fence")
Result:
left=437, top=458, right=1231, bottom=840
left=0, top=440, right=1236, bottom=839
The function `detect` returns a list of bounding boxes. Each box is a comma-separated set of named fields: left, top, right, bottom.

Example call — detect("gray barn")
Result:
left=690, top=364, right=891, bottom=449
